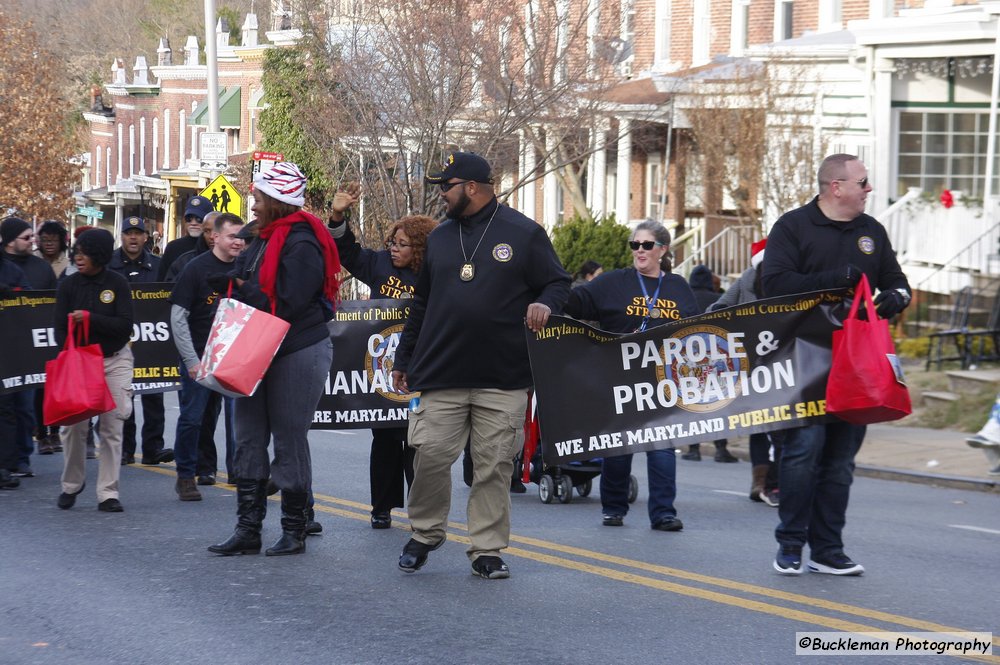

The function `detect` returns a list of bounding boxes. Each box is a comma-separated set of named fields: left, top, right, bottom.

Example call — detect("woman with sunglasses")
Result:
left=329, top=196, right=438, bottom=530
left=564, top=220, right=698, bottom=531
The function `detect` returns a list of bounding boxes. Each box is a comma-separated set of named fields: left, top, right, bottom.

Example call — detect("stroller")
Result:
left=520, top=395, right=638, bottom=505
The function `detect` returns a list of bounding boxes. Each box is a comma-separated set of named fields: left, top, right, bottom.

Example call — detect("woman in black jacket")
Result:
left=330, top=206, right=437, bottom=529
left=209, top=162, right=340, bottom=557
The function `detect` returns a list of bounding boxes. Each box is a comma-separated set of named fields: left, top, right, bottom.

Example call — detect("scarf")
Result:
left=257, top=209, right=341, bottom=310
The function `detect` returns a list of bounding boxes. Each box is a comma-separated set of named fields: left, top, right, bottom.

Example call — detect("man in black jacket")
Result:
left=108, top=217, right=173, bottom=467
left=391, top=152, right=571, bottom=579
left=158, top=196, right=213, bottom=280
left=762, top=153, right=911, bottom=577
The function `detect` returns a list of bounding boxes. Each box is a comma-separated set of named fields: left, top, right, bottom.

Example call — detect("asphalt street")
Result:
left=2, top=395, right=999, bottom=665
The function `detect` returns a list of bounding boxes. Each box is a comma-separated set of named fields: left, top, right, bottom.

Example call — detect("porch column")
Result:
left=615, top=117, right=632, bottom=224
left=543, top=130, right=559, bottom=229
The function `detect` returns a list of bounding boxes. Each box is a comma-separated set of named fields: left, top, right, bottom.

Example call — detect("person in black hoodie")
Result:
left=53, top=229, right=134, bottom=513
left=1, top=217, right=57, bottom=474
left=682, top=264, right=738, bottom=464
left=565, top=220, right=698, bottom=533
left=158, top=196, right=213, bottom=280
left=107, top=216, right=173, bottom=467
left=0, top=252, right=30, bottom=489
left=208, top=162, right=340, bottom=558
left=330, top=193, right=437, bottom=530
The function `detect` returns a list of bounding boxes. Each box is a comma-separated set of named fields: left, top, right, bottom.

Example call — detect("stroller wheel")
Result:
left=538, top=475, right=555, bottom=504
left=575, top=478, right=592, bottom=497
left=557, top=475, right=573, bottom=504
left=627, top=475, right=639, bottom=503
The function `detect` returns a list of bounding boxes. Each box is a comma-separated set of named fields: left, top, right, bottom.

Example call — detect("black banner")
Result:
left=527, top=290, right=852, bottom=465
left=0, top=285, right=182, bottom=395
left=313, top=299, right=414, bottom=429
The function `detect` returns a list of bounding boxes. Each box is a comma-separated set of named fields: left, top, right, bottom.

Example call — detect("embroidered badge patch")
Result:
left=99, top=290, right=115, bottom=304
left=492, top=243, right=513, bottom=262
left=857, top=236, right=875, bottom=254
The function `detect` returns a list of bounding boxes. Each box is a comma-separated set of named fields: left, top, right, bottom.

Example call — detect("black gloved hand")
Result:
left=843, top=264, right=863, bottom=287
left=206, top=274, right=232, bottom=293
left=874, top=289, right=909, bottom=319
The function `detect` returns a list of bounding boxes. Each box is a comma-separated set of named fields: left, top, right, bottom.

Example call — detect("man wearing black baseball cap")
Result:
left=391, top=151, right=570, bottom=580
left=158, top=196, right=214, bottom=280
left=108, top=217, right=173, bottom=467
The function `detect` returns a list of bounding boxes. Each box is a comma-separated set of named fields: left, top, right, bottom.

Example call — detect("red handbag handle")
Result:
left=845, top=274, right=876, bottom=321
left=66, top=310, right=92, bottom=349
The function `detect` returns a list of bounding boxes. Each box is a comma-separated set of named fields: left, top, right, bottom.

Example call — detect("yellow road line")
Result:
left=138, top=465, right=999, bottom=660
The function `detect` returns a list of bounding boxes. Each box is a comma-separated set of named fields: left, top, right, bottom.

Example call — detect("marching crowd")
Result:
left=1, top=152, right=913, bottom=579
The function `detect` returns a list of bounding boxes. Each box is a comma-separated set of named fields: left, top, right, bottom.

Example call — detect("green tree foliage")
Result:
left=552, top=214, right=632, bottom=277
left=258, top=46, right=341, bottom=213
left=0, top=10, right=80, bottom=220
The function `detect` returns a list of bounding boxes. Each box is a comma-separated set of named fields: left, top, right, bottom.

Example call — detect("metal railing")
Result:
left=673, top=224, right=758, bottom=281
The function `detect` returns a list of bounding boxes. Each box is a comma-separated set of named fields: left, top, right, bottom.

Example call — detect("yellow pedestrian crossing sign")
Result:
left=199, top=174, right=243, bottom=219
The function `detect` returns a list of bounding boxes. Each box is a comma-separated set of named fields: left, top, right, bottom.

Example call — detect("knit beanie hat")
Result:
left=1, top=217, right=31, bottom=247
left=75, top=228, right=114, bottom=267
left=253, top=162, right=306, bottom=207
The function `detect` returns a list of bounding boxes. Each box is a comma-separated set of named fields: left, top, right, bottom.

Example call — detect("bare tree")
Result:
left=284, top=0, right=636, bottom=238
left=679, top=58, right=833, bottom=229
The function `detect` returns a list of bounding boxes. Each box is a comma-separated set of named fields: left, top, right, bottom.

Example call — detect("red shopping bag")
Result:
left=43, top=312, right=116, bottom=426
left=195, top=295, right=290, bottom=398
left=825, top=274, right=912, bottom=424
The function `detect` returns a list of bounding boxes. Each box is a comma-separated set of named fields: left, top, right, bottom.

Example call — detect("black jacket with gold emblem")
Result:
left=395, top=198, right=571, bottom=391
left=761, top=196, right=910, bottom=298
left=54, top=268, right=133, bottom=357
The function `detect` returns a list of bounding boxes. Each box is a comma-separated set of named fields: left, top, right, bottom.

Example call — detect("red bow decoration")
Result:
left=940, top=189, right=954, bottom=209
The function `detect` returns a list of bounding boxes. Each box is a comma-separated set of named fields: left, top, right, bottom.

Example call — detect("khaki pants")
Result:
left=61, top=346, right=134, bottom=502
left=406, top=388, right=527, bottom=560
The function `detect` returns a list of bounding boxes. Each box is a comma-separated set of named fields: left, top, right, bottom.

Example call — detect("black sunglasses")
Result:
left=440, top=180, right=470, bottom=193
left=629, top=240, right=662, bottom=251
left=833, top=177, right=869, bottom=188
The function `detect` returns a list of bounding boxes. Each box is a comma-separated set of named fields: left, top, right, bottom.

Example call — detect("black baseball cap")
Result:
left=425, top=152, right=494, bottom=185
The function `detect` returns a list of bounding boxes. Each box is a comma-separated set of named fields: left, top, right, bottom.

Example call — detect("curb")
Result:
left=854, top=464, right=1000, bottom=493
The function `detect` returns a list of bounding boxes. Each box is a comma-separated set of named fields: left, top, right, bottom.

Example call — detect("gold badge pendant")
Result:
left=460, top=263, right=475, bottom=282
left=649, top=308, right=661, bottom=319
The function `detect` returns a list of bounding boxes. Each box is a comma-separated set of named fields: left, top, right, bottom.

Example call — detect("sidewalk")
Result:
left=727, top=425, right=1000, bottom=493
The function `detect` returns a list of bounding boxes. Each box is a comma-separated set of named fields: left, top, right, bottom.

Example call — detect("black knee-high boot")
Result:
left=208, top=480, right=268, bottom=555
left=265, top=490, right=309, bottom=556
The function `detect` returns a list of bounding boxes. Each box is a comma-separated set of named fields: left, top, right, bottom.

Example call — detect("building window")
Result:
left=693, top=0, right=710, bottom=65
left=655, top=0, right=672, bottom=65
left=896, top=110, right=1000, bottom=199
left=621, top=0, right=636, bottom=76
left=646, top=155, right=665, bottom=220
left=818, top=0, right=842, bottom=31
left=775, top=0, right=794, bottom=41
left=731, top=0, right=750, bottom=56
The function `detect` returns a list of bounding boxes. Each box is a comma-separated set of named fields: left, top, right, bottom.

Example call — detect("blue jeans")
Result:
left=600, top=448, right=677, bottom=524
left=775, top=421, right=865, bottom=557
left=173, top=363, right=214, bottom=479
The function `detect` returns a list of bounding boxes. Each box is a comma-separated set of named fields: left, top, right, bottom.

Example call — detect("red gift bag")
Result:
left=826, top=274, right=912, bottom=424
left=195, top=296, right=290, bottom=398
left=43, top=312, right=117, bottom=426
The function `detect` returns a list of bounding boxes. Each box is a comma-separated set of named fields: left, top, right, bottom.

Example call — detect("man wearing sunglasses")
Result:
left=762, top=154, right=911, bottom=578
left=391, top=151, right=570, bottom=580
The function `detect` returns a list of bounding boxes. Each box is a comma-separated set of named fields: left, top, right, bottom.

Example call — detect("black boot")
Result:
left=266, top=491, right=309, bottom=556
left=208, top=480, right=267, bottom=555
left=713, top=440, right=738, bottom=463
